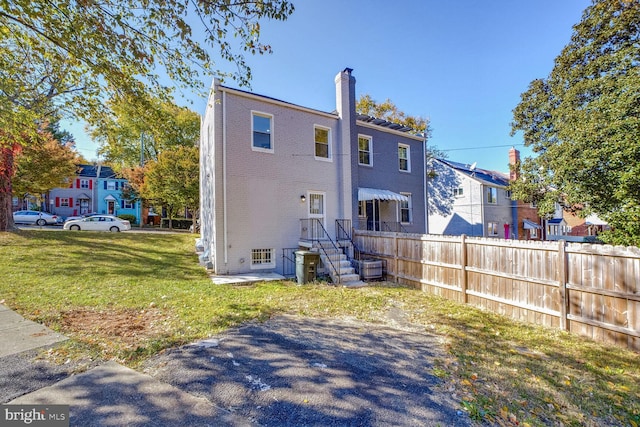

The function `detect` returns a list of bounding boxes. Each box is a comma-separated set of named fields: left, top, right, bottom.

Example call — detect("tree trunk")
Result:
left=0, top=147, right=16, bottom=231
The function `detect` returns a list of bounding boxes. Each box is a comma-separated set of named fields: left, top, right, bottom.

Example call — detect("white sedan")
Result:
left=63, top=215, right=131, bottom=232
left=13, top=210, right=59, bottom=226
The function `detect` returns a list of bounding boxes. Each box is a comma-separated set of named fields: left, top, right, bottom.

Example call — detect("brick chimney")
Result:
left=509, top=147, right=520, bottom=181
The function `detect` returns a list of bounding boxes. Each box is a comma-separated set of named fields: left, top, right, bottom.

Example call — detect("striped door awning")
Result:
left=358, top=187, right=409, bottom=202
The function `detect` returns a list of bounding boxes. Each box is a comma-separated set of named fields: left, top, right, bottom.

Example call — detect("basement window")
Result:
left=251, top=248, right=275, bottom=269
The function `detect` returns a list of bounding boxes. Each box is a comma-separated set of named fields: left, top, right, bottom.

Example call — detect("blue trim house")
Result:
left=47, top=164, right=140, bottom=223
left=95, top=166, right=138, bottom=221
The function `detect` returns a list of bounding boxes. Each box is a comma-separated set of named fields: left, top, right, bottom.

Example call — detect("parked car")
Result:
left=13, top=210, right=59, bottom=226
left=64, top=213, right=99, bottom=222
left=63, top=215, right=131, bottom=232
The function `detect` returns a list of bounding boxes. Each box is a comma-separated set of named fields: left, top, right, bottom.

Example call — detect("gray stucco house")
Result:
left=427, top=159, right=513, bottom=238
left=199, top=68, right=427, bottom=282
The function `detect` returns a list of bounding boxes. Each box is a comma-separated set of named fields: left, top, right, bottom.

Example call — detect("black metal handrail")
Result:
left=353, top=220, right=409, bottom=233
left=335, top=219, right=362, bottom=264
left=300, top=219, right=342, bottom=284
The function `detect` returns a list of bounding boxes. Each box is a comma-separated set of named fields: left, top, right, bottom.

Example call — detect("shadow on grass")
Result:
left=425, top=297, right=640, bottom=425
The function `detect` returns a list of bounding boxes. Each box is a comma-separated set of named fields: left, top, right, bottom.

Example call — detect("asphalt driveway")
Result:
left=143, top=315, right=471, bottom=426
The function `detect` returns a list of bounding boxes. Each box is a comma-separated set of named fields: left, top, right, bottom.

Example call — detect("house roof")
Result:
left=356, top=114, right=415, bottom=133
left=219, top=84, right=423, bottom=137
left=585, top=214, right=607, bottom=226
left=523, top=219, right=541, bottom=230
left=547, top=218, right=565, bottom=224
left=436, top=159, right=510, bottom=187
left=76, top=164, right=117, bottom=179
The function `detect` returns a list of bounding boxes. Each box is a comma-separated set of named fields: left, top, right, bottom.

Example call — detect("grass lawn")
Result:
left=1, top=230, right=638, bottom=426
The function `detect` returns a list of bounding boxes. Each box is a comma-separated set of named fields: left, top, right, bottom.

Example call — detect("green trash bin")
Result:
left=295, top=250, right=320, bottom=284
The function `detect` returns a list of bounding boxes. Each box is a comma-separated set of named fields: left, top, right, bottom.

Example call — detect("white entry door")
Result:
left=308, top=192, right=325, bottom=239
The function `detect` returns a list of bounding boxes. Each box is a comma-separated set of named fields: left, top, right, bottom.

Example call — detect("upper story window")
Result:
left=453, top=187, right=464, bottom=197
left=80, top=179, right=90, bottom=189
left=398, top=144, right=410, bottom=172
left=400, top=193, right=412, bottom=223
left=252, top=112, right=273, bottom=152
left=314, top=126, right=331, bottom=160
left=107, top=181, right=116, bottom=190
left=358, top=135, right=372, bottom=166
left=487, top=187, right=497, bottom=204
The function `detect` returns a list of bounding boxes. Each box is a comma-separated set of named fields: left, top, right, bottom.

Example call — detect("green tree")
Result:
left=141, top=146, right=199, bottom=228
left=510, top=0, right=640, bottom=246
left=0, top=0, right=294, bottom=230
left=89, top=95, right=200, bottom=168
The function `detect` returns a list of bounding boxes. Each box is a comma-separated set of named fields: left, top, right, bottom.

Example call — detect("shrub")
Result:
left=118, top=214, right=137, bottom=224
left=160, top=218, right=192, bottom=230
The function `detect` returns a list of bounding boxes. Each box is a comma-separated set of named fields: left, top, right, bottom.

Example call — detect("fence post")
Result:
left=394, top=232, right=399, bottom=283
left=461, top=234, right=468, bottom=304
left=558, top=240, right=569, bottom=331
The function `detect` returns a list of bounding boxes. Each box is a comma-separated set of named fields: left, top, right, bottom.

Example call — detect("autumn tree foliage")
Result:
left=510, top=0, right=640, bottom=246
left=141, top=145, right=199, bottom=228
left=356, top=94, right=431, bottom=136
left=12, top=124, right=78, bottom=202
left=0, top=0, right=294, bottom=230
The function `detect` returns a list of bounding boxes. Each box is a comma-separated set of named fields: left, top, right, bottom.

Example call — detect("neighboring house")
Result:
left=427, top=158, right=513, bottom=238
left=48, top=164, right=99, bottom=218
left=48, top=164, right=140, bottom=222
left=508, top=147, right=607, bottom=242
left=544, top=206, right=608, bottom=242
left=199, top=68, right=427, bottom=280
left=95, top=166, right=138, bottom=220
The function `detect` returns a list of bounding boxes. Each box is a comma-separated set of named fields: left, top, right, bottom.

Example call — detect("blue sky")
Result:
left=71, top=0, right=592, bottom=173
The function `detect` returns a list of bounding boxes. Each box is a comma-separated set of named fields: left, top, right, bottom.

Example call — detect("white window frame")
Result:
left=60, top=197, right=70, bottom=207
left=313, top=125, right=332, bottom=161
left=358, top=134, right=373, bottom=166
left=358, top=200, right=366, bottom=218
left=487, top=221, right=499, bottom=236
left=80, top=179, right=90, bottom=189
left=399, top=193, right=412, bottom=224
left=124, top=200, right=134, bottom=209
left=530, top=228, right=538, bottom=238
left=107, top=181, right=116, bottom=190
left=398, top=143, right=411, bottom=172
left=487, top=187, right=497, bottom=204
left=251, top=111, right=274, bottom=153
left=453, top=187, right=464, bottom=197
left=251, top=248, right=275, bottom=269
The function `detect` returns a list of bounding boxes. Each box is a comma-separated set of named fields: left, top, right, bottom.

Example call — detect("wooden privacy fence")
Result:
left=353, top=230, right=640, bottom=352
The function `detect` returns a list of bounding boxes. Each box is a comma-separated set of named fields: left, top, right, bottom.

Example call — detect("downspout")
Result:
left=480, top=184, right=485, bottom=237
left=423, top=135, right=428, bottom=234
left=223, top=90, right=228, bottom=265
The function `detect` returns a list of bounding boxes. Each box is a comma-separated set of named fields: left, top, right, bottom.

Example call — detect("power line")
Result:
left=440, top=143, right=525, bottom=152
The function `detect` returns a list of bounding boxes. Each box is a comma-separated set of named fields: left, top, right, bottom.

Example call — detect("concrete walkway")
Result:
left=0, top=304, right=252, bottom=426
left=0, top=304, right=67, bottom=357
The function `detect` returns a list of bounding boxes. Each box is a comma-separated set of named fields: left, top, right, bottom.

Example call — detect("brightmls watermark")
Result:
left=1, top=405, right=69, bottom=426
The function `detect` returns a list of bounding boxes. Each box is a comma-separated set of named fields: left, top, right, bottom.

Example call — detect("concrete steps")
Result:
left=313, top=241, right=366, bottom=287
